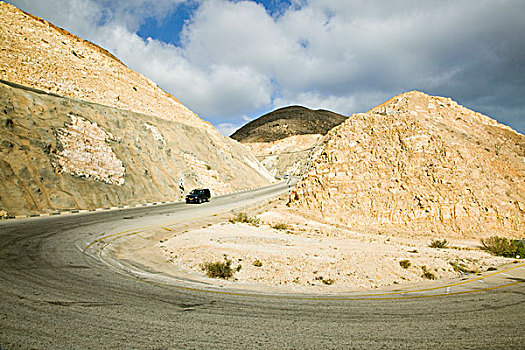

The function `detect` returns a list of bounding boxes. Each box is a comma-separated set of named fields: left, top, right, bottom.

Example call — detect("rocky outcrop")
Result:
left=231, top=106, right=347, bottom=177
left=0, top=81, right=273, bottom=216
left=289, top=91, right=525, bottom=238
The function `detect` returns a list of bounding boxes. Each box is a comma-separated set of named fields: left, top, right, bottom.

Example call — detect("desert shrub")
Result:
left=201, top=257, right=234, bottom=279
left=253, top=259, right=263, bottom=267
left=399, top=260, right=411, bottom=269
left=449, top=261, right=477, bottom=274
left=322, top=278, right=335, bottom=285
left=229, top=212, right=260, bottom=226
left=481, top=236, right=525, bottom=258
left=314, top=276, right=335, bottom=285
left=421, top=266, right=435, bottom=280
left=272, top=222, right=289, bottom=230
left=429, top=239, right=449, bottom=249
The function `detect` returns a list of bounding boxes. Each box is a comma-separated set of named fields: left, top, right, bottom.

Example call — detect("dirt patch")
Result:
left=159, top=201, right=513, bottom=293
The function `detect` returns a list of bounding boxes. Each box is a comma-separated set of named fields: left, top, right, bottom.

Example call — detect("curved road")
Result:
left=1, top=182, right=524, bottom=349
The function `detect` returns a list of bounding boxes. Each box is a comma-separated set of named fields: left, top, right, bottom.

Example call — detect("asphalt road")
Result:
left=1, top=181, right=524, bottom=349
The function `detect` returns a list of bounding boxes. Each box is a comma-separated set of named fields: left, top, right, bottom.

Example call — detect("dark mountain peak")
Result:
left=231, top=106, right=347, bottom=143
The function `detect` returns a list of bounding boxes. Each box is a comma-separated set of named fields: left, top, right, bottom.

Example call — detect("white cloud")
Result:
left=216, top=122, right=241, bottom=136
left=6, top=0, right=525, bottom=133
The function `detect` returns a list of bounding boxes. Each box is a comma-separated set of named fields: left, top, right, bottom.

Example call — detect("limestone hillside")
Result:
left=231, top=106, right=347, bottom=177
left=0, top=2, right=201, bottom=127
left=0, top=81, right=272, bottom=216
left=0, top=2, right=273, bottom=216
left=289, top=91, right=525, bottom=239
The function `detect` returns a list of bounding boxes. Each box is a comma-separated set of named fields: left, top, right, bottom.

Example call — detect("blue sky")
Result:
left=7, top=0, right=525, bottom=135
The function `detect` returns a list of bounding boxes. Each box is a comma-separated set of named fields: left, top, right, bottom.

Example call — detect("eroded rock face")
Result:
left=53, top=114, right=125, bottom=185
left=289, top=91, right=525, bottom=238
left=0, top=82, right=272, bottom=216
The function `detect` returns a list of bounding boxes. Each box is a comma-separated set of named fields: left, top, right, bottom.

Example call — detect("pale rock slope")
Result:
left=289, top=91, right=525, bottom=238
left=0, top=2, right=273, bottom=216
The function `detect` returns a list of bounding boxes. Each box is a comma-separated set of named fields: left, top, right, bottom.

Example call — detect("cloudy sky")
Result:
left=7, top=0, right=525, bottom=135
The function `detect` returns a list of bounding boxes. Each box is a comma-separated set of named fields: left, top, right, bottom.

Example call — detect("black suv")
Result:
left=185, top=188, right=211, bottom=204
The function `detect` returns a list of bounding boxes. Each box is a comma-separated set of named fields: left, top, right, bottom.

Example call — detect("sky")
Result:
left=7, top=0, right=525, bottom=136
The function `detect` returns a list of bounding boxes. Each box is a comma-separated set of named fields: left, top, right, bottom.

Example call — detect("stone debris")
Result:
left=182, top=153, right=232, bottom=195
left=289, top=91, right=525, bottom=239
left=143, top=123, right=165, bottom=145
left=53, top=114, right=125, bottom=185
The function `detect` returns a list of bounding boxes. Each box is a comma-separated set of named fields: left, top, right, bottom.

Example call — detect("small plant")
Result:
left=399, top=260, right=411, bottom=269
left=449, top=261, right=477, bottom=274
left=314, top=276, right=335, bottom=285
left=429, top=239, right=449, bottom=249
left=322, top=278, right=335, bottom=285
left=421, top=266, right=436, bottom=280
left=271, top=222, right=289, bottom=230
left=252, top=259, right=263, bottom=267
left=481, top=236, right=525, bottom=258
left=229, top=212, right=260, bottom=227
left=201, top=257, right=235, bottom=279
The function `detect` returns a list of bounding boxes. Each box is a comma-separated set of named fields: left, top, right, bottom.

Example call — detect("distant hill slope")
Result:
left=231, top=106, right=347, bottom=176
left=230, top=106, right=347, bottom=143
left=0, top=2, right=273, bottom=217
left=289, top=91, right=525, bottom=238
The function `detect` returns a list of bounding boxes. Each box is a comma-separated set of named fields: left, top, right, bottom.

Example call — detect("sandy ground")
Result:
left=159, top=200, right=514, bottom=293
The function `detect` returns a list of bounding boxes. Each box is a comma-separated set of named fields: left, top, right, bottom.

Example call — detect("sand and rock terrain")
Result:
left=2, top=2, right=523, bottom=293
left=157, top=199, right=513, bottom=293
left=158, top=92, right=524, bottom=292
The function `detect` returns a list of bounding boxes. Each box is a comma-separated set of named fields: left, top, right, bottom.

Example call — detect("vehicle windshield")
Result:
left=190, top=189, right=203, bottom=195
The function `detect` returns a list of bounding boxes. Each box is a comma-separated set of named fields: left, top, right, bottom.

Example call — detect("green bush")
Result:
left=271, top=223, right=289, bottom=230
left=314, top=276, right=335, bottom=285
left=449, top=261, right=477, bottom=274
left=399, top=260, right=411, bottom=269
left=481, top=236, right=525, bottom=258
left=201, top=258, right=234, bottom=279
left=429, top=239, right=449, bottom=248
left=229, top=212, right=260, bottom=226
left=421, top=266, right=435, bottom=280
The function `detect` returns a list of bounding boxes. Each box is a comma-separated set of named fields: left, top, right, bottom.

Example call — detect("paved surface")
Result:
left=1, top=181, right=524, bottom=349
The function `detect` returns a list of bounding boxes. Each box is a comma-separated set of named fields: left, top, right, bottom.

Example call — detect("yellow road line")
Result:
left=161, top=279, right=524, bottom=301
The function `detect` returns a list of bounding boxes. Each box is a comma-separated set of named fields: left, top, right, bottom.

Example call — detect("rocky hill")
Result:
left=289, top=91, right=525, bottom=238
left=231, top=106, right=347, bottom=176
left=0, top=3, right=273, bottom=217
left=231, top=106, right=347, bottom=143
